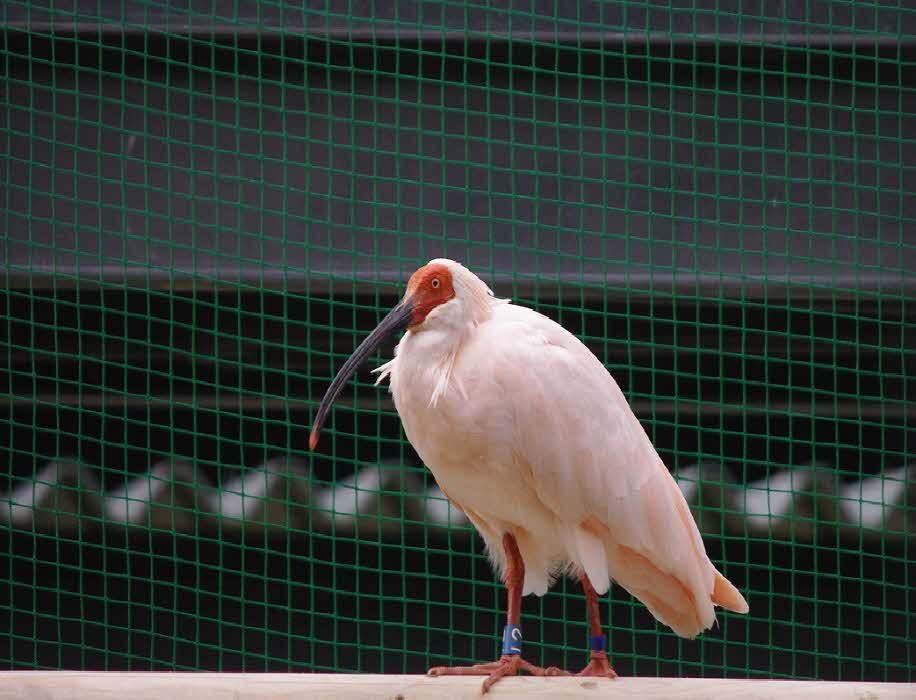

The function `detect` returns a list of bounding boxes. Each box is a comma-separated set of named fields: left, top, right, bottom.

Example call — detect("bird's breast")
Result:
left=390, top=355, right=474, bottom=458
left=388, top=346, right=545, bottom=524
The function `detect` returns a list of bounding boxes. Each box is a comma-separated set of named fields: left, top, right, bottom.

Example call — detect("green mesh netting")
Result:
left=1, top=0, right=913, bottom=682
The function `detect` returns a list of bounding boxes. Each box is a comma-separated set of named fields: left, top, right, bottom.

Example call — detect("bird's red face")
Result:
left=405, top=263, right=456, bottom=328
left=309, top=262, right=455, bottom=450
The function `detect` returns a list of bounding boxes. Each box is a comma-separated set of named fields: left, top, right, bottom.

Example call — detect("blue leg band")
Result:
left=502, top=624, right=522, bottom=655
left=590, top=634, right=607, bottom=652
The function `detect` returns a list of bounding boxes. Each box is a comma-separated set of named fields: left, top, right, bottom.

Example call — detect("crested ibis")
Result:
left=310, top=259, right=749, bottom=692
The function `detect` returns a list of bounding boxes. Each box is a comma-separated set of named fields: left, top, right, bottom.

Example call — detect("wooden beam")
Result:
left=0, top=673, right=912, bottom=700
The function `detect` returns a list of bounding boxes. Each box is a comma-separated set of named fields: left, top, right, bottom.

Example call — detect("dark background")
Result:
left=1, top=0, right=913, bottom=681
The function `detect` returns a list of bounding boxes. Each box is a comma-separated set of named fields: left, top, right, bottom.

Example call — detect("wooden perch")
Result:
left=0, top=672, right=912, bottom=699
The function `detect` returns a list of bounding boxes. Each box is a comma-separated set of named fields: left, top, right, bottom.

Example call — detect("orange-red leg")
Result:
left=577, top=574, right=618, bottom=678
left=546, top=574, right=618, bottom=679
left=427, top=532, right=548, bottom=693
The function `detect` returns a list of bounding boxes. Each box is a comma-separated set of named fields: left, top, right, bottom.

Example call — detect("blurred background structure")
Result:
left=1, top=0, right=913, bottom=682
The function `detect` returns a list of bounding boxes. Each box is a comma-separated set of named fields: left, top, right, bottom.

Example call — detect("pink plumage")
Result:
left=311, top=258, right=748, bottom=692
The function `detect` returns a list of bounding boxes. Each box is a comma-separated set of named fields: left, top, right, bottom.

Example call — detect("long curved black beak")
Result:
left=309, top=299, right=413, bottom=450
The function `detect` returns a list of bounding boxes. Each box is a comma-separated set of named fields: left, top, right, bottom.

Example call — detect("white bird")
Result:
left=310, top=259, right=749, bottom=692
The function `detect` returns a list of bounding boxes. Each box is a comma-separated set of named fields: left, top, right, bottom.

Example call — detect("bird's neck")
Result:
left=393, top=310, right=475, bottom=398
left=392, top=297, right=501, bottom=401
left=400, top=321, right=469, bottom=366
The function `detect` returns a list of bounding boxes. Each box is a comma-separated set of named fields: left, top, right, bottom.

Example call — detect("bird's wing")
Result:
left=465, top=304, right=734, bottom=635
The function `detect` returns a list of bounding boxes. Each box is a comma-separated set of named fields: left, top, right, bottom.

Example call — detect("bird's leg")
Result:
left=427, top=532, right=548, bottom=693
left=571, top=574, right=619, bottom=677
left=544, top=574, right=617, bottom=678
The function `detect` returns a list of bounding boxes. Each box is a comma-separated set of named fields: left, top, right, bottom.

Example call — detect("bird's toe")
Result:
left=428, top=654, right=552, bottom=693
left=426, top=662, right=498, bottom=677
left=544, top=665, right=572, bottom=676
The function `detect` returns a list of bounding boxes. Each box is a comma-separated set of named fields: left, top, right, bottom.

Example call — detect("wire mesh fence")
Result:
left=1, top=0, right=913, bottom=682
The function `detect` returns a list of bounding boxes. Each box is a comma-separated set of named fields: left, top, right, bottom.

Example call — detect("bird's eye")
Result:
left=431, top=278, right=440, bottom=289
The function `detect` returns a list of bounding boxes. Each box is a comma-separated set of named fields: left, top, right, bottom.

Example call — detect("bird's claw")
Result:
left=427, top=654, right=548, bottom=693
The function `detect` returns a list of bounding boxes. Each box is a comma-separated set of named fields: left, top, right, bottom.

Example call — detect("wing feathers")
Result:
left=581, top=516, right=714, bottom=638
left=474, top=304, right=747, bottom=634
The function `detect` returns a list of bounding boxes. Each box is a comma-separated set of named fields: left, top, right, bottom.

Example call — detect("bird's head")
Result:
left=403, top=261, right=458, bottom=329
left=308, top=259, right=498, bottom=450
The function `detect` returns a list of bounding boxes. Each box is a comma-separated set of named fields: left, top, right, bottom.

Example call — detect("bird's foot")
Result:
left=545, top=651, right=618, bottom=679
left=577, top=650, right=619, bottom=678
left=428, top=654, right=547, bottom=693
